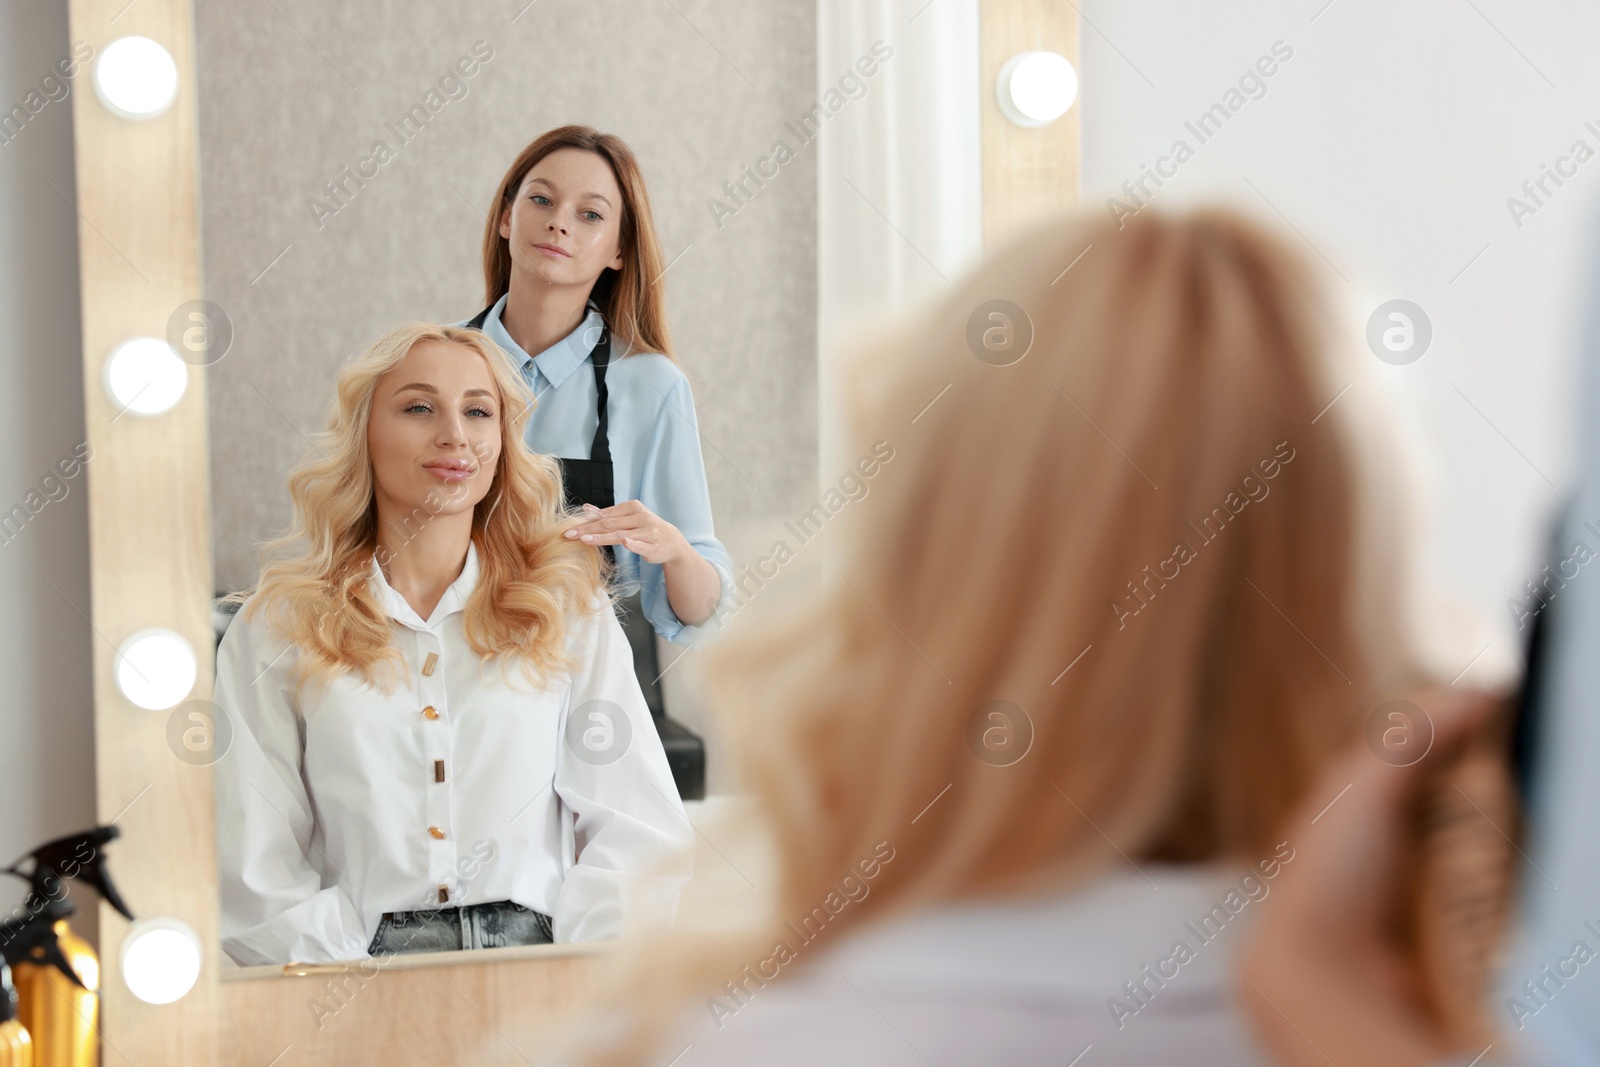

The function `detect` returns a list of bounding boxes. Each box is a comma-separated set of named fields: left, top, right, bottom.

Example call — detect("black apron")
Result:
left=464, top=305, right=666, bottom=718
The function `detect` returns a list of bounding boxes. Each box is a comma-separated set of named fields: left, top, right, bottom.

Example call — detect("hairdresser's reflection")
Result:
left=553, top=207, right=1471, bottom=1066
left=213, top=322, right=693, bottom=967
left=460, top=126, right=732, bottom=648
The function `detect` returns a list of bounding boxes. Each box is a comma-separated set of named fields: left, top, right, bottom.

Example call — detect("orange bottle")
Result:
left=9, top=918, right=96, bottom=1067
left=0, top=963, right=32, bottom=1067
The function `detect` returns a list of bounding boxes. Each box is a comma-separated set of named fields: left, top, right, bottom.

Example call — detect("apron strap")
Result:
left=462, top=301, right=612, bottom=466
left=467, top=302, right=608, bottom=463
left=588, top=327, right=612, bottom=464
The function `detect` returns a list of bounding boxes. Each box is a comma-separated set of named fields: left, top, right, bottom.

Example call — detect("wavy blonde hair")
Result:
left=553, top=205, right=1442, bottom=1066
left=223, top=321, right=608, bottom=700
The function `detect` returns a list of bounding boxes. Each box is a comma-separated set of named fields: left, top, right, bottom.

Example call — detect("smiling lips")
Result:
left=424, top=458, right=476, bottom=482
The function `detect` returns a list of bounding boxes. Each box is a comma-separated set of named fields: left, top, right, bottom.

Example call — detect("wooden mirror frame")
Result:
left=66, top=0, right=1076, bottom=1060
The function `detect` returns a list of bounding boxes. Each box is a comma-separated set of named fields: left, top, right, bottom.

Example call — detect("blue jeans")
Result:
left=366, top=900, right=554, bottom=956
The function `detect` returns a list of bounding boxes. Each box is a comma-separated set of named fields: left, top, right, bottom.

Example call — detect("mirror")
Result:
left=192, top=1, right=828, bottom=970
left=65, top=0, right=1070, bottom=1048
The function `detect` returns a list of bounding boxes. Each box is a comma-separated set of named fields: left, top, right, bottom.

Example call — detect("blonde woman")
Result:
left=213, top=322, right=694, bottom=967
left=545, top=206, right=1475, bottom=1066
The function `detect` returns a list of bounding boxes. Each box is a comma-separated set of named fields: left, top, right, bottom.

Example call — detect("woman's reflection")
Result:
left=458, top=126, right=733, bottom=649
left=213, top=321, right=694, bottom=967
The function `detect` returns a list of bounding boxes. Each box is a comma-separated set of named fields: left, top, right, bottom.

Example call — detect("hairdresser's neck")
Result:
left=373, top=501, right=474, bottom=623
left=501, top=267, right=591, bottom=360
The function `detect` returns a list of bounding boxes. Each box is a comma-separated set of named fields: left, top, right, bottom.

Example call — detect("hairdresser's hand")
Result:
left=566, top=501, right=724, bottom=626
left=1237, top=687, right=1501, bottom=1067
left=564, top=500, right=689, bottom=565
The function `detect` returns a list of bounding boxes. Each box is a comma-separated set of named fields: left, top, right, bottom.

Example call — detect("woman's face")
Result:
left=367, top=339, right=502, bottom=522
left=499, top=147, right=626, bottom=289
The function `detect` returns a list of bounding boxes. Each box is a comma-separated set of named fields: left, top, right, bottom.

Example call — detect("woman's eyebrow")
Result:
left=526, top=177, right=612, bottom=207
left=395, top=382, right=495, bottom=399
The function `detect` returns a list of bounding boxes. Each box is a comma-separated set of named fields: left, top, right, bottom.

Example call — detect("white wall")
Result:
left=0, top=1, right=99, bottom=943
left=1080, top=0, right=1600, bottom=681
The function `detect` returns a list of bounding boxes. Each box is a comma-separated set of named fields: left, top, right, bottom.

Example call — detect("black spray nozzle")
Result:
left=0, top=963, right=17, bottom=1023
left=0, top=897, right=86, bottom=991
left=5, top=825, right=133, bottom=923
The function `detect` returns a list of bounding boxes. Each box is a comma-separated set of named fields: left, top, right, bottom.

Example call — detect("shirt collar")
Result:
left=483, top=292, right=605, bottom=389
left=368, top=539, right=481, bottom=631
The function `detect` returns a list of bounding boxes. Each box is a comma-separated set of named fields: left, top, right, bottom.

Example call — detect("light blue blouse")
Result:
left=460, top=293, right=734, bottom=645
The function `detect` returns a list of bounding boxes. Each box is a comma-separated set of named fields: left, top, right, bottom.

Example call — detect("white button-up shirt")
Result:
left=214, top=539, right=695, bottom=966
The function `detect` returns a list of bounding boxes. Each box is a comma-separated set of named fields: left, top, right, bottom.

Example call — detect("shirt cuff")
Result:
left=656, top=555, right=736, bottom=646
left=221, top=884, right=372, bottom=966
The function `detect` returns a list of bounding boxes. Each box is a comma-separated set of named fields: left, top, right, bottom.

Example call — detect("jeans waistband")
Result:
left=381, top=899, right=531, bottom=922
left=370, top=898, right=553, bottom=955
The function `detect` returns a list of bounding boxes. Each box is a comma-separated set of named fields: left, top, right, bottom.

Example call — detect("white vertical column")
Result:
left=815, top=0, right=984, bottom=480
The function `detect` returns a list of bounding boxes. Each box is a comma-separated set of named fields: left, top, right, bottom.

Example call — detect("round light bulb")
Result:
left=997, top=51, right=1078, bottom=127
left=121, top=919, right=202, bottom=1005
left=104, top=337, right=188, bottom=416
left=94, top=36, right=179, bottom=121
left=114, top=629, right=197, bottom=711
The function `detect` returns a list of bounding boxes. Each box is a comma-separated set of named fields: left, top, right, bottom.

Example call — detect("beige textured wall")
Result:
left=198, top=0, right=818, bottom=591
left=196, top=0, right=819, bottom=764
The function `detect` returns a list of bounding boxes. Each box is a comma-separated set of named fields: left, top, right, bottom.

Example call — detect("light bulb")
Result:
left=997, top=52, right=1077, bottom=128
left=104, top=337, right=188, bottom=416
left=94, top=36, right=179, bottom=121
left=114, top=629, right=197, bottom=711
left=121, top=919, right=202, bottom=1004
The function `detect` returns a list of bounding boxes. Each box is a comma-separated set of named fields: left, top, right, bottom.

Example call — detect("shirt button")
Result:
left=429, top=826, right=445, bottom=839
left=422, top=706, right=439, bottom=719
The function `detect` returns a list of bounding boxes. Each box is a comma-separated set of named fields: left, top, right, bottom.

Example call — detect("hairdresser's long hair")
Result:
left=223, top=321, right=607, bottom=700
left=559, top=206, right=1439, bottom=1065
left=481, top=125, right=674, bottom=360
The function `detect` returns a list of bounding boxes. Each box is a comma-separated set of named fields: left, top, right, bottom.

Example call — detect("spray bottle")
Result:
left=2, top=826, right=134, bottom=1067
left=0, top=901, right=76, bottom=1067
left=0, top=963, right=30, bottom=1067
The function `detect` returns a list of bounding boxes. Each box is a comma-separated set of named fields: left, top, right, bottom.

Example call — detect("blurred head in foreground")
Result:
left=563, top=204, right=1439, bottom=1064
